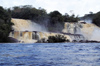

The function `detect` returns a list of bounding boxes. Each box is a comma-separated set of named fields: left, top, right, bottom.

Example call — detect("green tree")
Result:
left=47, top=35, right=69, bottom=43
left=63, top=14, right=79, bottom=22
left=10, top=5, right=47, bottom=22
left=49, top=11, right=64, bottom=24
left=0, top=6, right=13, bottom=42
left=92, top=12, right=100, bottom=27
left=48, top=11, right=64, bottom=32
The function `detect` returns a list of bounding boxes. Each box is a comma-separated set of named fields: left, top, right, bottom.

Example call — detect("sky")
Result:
left=0, top=0, right=100, bottom=16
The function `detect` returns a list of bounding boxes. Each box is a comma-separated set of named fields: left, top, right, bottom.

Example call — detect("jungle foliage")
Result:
left=0, top=6, right=13, bottom=42
left=47, top=35, right=69, bottom=43
left=92, top=12, right=100, bottom=27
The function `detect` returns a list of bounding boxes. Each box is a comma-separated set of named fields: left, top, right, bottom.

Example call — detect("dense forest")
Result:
left=0, top=6, right=13, bottom=42
left=9, top=5, right=79, bottom=22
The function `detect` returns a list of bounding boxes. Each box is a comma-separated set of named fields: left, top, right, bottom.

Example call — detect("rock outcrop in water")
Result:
left=6, top=37, right=19, bottom=43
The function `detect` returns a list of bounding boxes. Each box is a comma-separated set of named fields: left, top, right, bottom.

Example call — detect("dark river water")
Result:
left=0, top=43, right=100, bottom=66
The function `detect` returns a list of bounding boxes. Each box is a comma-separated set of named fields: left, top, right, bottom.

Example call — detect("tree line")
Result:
left=8, top=5, right=79, bottom=32
left=9, top=5, right=79, bottom=22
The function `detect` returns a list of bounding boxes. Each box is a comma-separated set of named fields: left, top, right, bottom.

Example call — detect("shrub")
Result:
left=47, top=35, right=68, bottom=43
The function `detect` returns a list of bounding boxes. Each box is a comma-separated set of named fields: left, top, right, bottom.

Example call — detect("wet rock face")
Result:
left=85, top=40, right=100, bottom=43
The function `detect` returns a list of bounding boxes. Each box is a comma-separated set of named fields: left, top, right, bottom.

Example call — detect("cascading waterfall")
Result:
left=62, top=22, right=100, bottom=41
left=63, top=23, right=82, bottom=34
left=10, top=18, right=100, bottom=43
left=90, top=26, right=100, bottom=41
left=10, top=18, right=48, bottom=43
left=81, top=23, right=95, bottom=39
left=11, top=18, right=47, bottom=31
left=62, top=22, right=84, bottom=41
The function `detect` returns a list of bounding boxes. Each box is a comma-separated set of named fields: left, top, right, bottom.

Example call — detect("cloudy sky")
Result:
left=0, top=0, right=100, bottom=16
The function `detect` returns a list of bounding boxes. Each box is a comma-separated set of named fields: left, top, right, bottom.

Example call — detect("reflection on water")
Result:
left=0, top=43, right=100, bottom=66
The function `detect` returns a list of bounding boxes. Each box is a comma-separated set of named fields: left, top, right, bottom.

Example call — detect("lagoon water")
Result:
left=0, top=43, right=100, bottom=66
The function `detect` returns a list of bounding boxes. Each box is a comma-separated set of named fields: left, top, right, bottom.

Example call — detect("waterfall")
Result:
left=62, top=22, right=100, bottom=41
left=62, top=22, right=82, bottom=34
left=90, top=27, right=100, bottom=41
left=11, top=18, right=47, bottom=31
left=10, top=18, right=100, bottom=43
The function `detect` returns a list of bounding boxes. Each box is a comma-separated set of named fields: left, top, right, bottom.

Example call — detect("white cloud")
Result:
left=0, top=0, right=100, bottom=16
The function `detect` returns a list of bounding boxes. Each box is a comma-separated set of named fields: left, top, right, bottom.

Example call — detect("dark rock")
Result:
left=6, top=37, right=19, bottom=43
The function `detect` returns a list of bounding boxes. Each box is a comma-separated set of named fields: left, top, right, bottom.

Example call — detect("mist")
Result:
left=90, top=27, right=100, bottom=41
left=85, top=19, right=92, bottom=24
left=29, top=21, right=48, bottom=32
